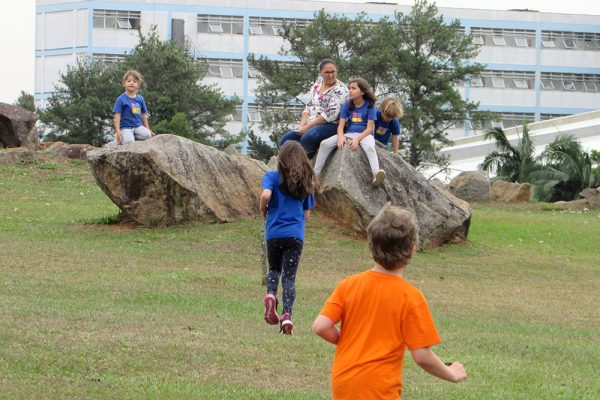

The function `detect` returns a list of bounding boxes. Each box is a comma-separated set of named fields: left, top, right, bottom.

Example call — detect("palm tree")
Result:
left=531, top=135, right=598, bottom=202
left=481, top=123, right=538, bottom=183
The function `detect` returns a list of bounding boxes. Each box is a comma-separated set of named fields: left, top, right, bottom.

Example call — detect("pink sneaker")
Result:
left=263, top=294, right=279, bottom=325
left=280, top=312, right=294, bottom=335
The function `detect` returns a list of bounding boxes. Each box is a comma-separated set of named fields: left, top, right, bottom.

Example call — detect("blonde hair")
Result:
left=367, top=204, right=418, bottom=270
left=122, top=69, right=143, bottom=84
left=379, top=97, right=404, bottom=119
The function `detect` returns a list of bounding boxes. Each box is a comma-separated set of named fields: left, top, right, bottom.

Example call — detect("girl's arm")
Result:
left=312, top=315, right=340, bottom=344
left=142, top=113, right=154, bottom=136
left=336, top=118, right=346, bottom=150
left=114, top=113, right=122, bottom=144
left=411, top=347, right=467, bottom=383
left=259, top=189, right=272, bottom=219
left=350, top=120, right=375, bottom=151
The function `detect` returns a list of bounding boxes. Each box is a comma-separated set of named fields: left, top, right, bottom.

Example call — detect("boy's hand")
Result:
left=350, top=138, right=360, bottom=151
left=116, top=131, right=123, bottom=145
left=447, top=362, right=467, bottom=382
left=337, top=136, right=345, bottom=150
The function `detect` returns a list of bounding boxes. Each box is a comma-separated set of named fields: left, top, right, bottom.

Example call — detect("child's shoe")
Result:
left=263, top=294, right=279, bottom=325
left=279, top=312, right=294, bottom=335
left=372, top=169, right=386, bottom=187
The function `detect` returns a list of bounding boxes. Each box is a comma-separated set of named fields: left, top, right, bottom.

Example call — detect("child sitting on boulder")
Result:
left=113, top=69, right=154, bottom=145
left=313, top=77, right=386, bottom=187
left=374, top=97, right=404, bottom=155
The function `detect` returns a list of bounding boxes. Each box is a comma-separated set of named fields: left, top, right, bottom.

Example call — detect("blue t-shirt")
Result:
left=262, top=170, right=314, bottom=241
left=373, top=110, right=401, bottom=145
left=113, top=92, right=148, bottom=129
left=340, top=101, right=377, bottom=134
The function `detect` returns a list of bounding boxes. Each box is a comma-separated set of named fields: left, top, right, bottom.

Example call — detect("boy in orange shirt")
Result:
left=312, top=204, right=467, bottom=399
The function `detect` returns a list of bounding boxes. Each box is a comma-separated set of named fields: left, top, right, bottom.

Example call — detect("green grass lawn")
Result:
left=1, top=158, right=599, bottom=399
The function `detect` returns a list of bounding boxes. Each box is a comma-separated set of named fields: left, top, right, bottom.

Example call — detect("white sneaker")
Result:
left=372, top=169, right=386, bottom=187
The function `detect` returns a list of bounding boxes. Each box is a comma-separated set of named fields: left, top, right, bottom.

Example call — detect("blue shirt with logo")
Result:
left=113, top=92, right=148, bottom=129
left=262, top=170, right=314, bottom=241
left=340, top=101, right=377, bottom=134
left=373, top=110, right=401, bottom=145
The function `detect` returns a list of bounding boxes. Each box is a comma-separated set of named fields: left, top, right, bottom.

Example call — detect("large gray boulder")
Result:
left=0, top=103, right=38, bottom=150
left=87, top=134, right=267, bottom=226
left=449, top=171, right=491, bottom=201
left=315, top=146, right=471, bottom=248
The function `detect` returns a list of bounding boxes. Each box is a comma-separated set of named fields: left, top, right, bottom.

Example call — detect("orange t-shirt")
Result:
left=320, top=270, right=441, bottom=400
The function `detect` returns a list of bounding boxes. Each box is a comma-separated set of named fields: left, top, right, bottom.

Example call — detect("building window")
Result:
left=470, top=77, right=483, bottom=87
left=204, top=58, right=243, bottom=78
left=514, top=79, right=529, bottom=89
left=562, top=81, right=577, bottom=91
left=247, top=17, right=309, bottom=36
left=491, top=77, right=505, bottom=88
left=93, top=9, right=141, bottom=30
left=472, top=35, right=484, bottom=45
left=542, top=39, right=556, bottom=48
left=514, top=37, right=529, bottom=47
left=541, top=80, right=555, bottom=90
left=492, top=36, right=507, bottom=46
left=563, top=39, right=577, bottom=49
left=93, top=53, right=125, bottom=64
left=584, top=81, right=598, bottom=92
left=198, top=15, right=244, bottom=35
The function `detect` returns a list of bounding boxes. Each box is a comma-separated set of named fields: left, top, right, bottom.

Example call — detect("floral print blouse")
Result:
left=304, top=78, right=349, bottom=124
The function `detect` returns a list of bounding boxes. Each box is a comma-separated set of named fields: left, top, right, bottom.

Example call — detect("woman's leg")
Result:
left=299, top=123, right=338, bottom=158
left=278, top=130, right=301, bottom=148
left=313, top=134, right=339, bottom=176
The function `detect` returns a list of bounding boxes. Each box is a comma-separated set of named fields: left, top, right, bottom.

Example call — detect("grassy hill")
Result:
left=1, top=158, right=599, bottom=399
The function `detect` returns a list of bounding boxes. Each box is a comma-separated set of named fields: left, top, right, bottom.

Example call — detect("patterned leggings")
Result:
left=266, top=237, right=304, bottom=315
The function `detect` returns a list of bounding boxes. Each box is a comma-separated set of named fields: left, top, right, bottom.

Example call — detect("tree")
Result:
left=377, top=0, right=494, bottom=166
left=40, top=27, right=240, bottom=146
left=249, top=1, right=495, bottom=165
left=247, top=131, right=276, bottom=162
left=40, top=58, right=120, bottom=146
left=531, top=135, right=600, bottom=201
left=13, top=91, right=35, bottom=112
left=481, top=124, right=539, bottom=183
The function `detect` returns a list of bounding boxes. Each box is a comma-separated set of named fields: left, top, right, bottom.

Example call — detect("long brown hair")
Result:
left=349, top=77, right=376, bottom=110
left=277, top=141, right=318, bottom=199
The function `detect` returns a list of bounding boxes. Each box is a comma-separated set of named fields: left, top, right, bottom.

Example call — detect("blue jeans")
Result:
left=279, top=123, right=338, bottom=158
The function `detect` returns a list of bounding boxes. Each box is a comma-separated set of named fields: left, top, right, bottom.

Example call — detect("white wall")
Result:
left=196, top=33, right=244, bottom=53
left=541, top=49, right=600, bottom=69
left=36, top=53, right=79, bottom=93
left=36, top=9, right=88, bottom=50
left=474, top=47, right=536, bottom=66
left=470, top=88, right=536, bottom=107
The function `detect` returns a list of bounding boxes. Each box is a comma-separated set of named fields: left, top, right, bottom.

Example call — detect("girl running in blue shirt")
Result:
left=260, top=141, right=317, bottom=334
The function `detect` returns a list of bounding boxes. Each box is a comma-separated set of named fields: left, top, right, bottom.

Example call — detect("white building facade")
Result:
left=35, top=0, right=600, bottom=145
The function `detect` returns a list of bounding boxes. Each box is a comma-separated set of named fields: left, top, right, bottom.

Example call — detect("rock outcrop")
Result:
left=87, top=134, right=267, bottom=226
left=491, top=180, right=532, bottom=203
left=315, top=146, right=471, bottom=248
left=0, top=103, right=38, bottom=150
left=448, top=171, right=491, bottom=202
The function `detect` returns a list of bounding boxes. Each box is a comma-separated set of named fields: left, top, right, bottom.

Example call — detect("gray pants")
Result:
left=314, top=132, right=380, bottom=175
left=121, top=126, right=151, bottom=144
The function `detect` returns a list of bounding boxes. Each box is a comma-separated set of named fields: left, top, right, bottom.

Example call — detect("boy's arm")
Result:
left=411, top=347, right=467, bottom=383
left=114, top=113, right=122, bottom=144
left=142, top=113, right=154, bottom=136
left=392, top=134, right=400, bottom=154
left=259, top=189, right=272, bottom=219
left=312, top=314, right=340, bottom=344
